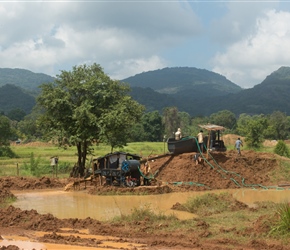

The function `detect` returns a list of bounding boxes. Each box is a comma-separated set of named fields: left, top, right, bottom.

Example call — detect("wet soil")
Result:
left=0, top=148, right=289, bottom=250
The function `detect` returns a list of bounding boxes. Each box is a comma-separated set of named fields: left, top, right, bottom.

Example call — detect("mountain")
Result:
left=123, top=67, right=242, bottom=96
left=206, top=66, right=290, bottom=115
left=123, top=67, right=243, bottom=116
left=0, top=84, right=36, bottom=114
left=1, top=66, right=290, bottom=117
left=124, top=66, right=290, bottom=116
left=0, top=68, right=55, bottom=93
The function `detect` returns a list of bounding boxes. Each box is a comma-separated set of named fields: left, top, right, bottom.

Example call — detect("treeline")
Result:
left=130, top=108, right=290, bottom=149
left=1, top=107, right=289, bottom=151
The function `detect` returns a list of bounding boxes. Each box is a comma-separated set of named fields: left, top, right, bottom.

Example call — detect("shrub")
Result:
left=274, top=140, right=290, bottom=158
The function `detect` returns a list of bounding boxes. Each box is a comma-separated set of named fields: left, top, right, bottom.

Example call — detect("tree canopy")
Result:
left=37, top=63, right=144, bottom=176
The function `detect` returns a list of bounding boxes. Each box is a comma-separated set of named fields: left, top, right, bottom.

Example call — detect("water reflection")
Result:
left=12, top=188, right=290, bottom=221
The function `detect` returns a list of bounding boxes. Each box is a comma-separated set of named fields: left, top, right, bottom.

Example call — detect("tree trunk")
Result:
left=76, top=142, right=85, bottom=177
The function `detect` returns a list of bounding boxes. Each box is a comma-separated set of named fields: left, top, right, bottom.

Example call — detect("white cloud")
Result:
left=0, top=1, right=201, bottom=78
left=212, top=9, right=290, bottom=88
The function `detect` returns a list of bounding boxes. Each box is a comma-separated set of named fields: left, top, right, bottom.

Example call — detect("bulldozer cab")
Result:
left=198, top=124, right=226, bottom=152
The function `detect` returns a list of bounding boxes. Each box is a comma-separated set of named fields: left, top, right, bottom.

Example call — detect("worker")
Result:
left=193, top=153, right=203, bottom=166
left=143, top=162, right=151, bottom=186
left=197, top=130, right=204, bottom=152
left=175, top=128, right=182, bottom=140
left=235, top=137, right=243, bottom=155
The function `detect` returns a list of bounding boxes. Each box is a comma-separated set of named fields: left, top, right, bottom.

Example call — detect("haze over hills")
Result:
left=0, top=66, right=290, bottom=117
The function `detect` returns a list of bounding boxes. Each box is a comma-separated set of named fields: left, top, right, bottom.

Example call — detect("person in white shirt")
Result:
left=197, top=130, right=204, bottom=152
left=175, top=128, right=182, bottom=140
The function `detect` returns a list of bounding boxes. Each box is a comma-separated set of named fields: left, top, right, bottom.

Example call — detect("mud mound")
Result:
left=146, top=150, right=279, bottom=191
left=0, top=176, right=67, bottom=190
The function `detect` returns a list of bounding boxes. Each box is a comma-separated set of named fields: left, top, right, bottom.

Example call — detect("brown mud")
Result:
left=0, top=148, right=289, bottom=250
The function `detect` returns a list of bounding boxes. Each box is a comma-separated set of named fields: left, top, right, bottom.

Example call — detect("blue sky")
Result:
left=0, top=1, right=290, bottom=88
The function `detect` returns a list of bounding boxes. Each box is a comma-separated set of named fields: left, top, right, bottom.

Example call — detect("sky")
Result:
left=1, top=1, right=290, bottom=89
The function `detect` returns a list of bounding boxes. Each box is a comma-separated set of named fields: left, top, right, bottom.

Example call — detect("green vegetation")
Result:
left=182, top=192, right=236, bottom=216
left=37, top=63, right=144, bottom=177
left=270, top=202, right=290, bottom=236
left=0, top=142, right=165, bottom=177
left=110, top=193, right=288, bottom=246
left=274, top=140, right=290, bottom=157
left=112, top=204, right=190, bottom=233
left=0, top=196, right=17, bottom=209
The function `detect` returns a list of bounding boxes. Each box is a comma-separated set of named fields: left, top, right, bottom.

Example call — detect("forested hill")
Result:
left=122, top=67, right=242, bottom=95
left=0, top=68, right=55, bottom=92
left=205, top=66, right=290, bottom=115
left=0, top=84, right=36, bottom=114
left=123, top=66, right=244, bottom=116
left=1, top=66, right=290, bottom=117
left=125, top=66, right=290, bottom=116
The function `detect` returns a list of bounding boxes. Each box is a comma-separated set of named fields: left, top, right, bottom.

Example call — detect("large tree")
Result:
left=209, top=110, right=236, bottom=130
left=162, top=107, right=180, bottom=139
left=37, top=63, right=144, bottom=176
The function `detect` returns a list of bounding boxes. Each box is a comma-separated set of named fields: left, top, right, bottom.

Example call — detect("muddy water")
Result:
left=1, top=230, right=146, bottom=250
left=12, top=188, right=290, bottom=221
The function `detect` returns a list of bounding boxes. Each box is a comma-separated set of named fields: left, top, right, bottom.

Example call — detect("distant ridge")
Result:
left=1, top=66, right=290, bottom=117
left=0, top=68, right=55, bottom=91
left=125, top=66, right=290, bottom=116
left=122, top=67, right=242, bottom=95
left=0, top=84, right=35, bottom=114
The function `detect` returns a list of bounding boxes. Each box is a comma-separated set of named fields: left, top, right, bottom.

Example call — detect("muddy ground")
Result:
left=1, top=148, right=290, bottom=250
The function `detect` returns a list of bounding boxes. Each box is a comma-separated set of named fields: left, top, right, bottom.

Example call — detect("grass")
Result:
left=182, top=192, right=235, bottom=215
left=270, top=202, right=290, bottom=236
left=0, top=195, right=17, bottom=208
left=109, top=193, right=288, bottom=246
left=0, top=142, right=165, bottom=177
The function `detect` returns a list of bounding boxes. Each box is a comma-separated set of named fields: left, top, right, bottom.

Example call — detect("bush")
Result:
left=274, top=140, right=290, bottom=158
left=0, top=146, right=18, bottom=158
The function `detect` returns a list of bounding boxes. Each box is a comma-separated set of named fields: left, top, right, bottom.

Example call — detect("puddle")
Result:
left=0, top=228, right=146, bottom=250
left=12, top=188, right=290, bottom=221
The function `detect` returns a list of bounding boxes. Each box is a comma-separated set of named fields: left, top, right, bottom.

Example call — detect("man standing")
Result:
left=197, top=130, right=204, bottom=152
left=235, top=138, right=243, bottom=155
left=175, top=128, right=182, bottom=140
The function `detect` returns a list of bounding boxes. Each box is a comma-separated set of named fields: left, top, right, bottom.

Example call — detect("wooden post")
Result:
left=207, top=130, right=211, bottom=159
left=16, top=163, right=19, bottom=176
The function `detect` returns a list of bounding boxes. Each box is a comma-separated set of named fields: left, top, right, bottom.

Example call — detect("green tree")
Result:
left=190, top=115, right=209, bottom=136
left=0, top=115, right=14, bottom=146
left=7, top=108, right=26, bottom=122
left=17, top=108, right=42, bottom=140
left=162, top=107, right=180, bottom=139
left=240, top=115, right=268, bottom=148
left=37, top=63, right=144, bottom=176
left=264, top=111, right=290, bottom=140
left=141, top=111, right=163, bottom=141
left=179, top=111, right=191, bottom=137
left=0, top=115, right=17, bottom=157
left=99, top=96, right=144, bottom=151
left=130, top=123, right=146, bottom=142
left=209, top=110, right=236, bottom=130
left=236, top=113, right=252, bottom=137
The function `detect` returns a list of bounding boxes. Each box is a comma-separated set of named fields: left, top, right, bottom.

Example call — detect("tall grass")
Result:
left=270, top=202, right=290, bottom=236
